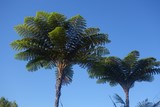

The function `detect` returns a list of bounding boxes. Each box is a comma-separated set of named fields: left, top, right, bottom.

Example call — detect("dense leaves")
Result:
left=137, top=99, right=160, bottom=107
left=88, top=50, right=160, bottom=88
left=11, top=11, right=110, bottom=73
left=0, top=97, right=18, bottom=107
left=111, top=94, right=160, bottom=107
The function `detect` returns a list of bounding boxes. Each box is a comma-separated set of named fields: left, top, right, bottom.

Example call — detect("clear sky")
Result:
left=0, top=0, right=160, bottom=107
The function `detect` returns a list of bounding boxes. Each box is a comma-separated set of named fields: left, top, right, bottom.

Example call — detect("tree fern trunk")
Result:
left=54, top=75, right=63, bottom=107
left=54, top=64, right=65, bottom=107
left=124, top=88, right=129, bottom=107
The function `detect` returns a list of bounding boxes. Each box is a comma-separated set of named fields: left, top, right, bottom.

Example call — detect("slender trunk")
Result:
left=124, top=88, right=129, bottom=107
left=54, top=64, right=65, bottom=107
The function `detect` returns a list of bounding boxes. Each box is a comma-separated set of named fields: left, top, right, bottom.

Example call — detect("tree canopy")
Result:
left=0, top=97, right=18, bottom=107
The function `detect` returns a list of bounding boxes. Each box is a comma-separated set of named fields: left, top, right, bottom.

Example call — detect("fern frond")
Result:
left=11, top=38, right=50, bottom=51
left=15, top=24, right=39, bottom=37
left=24, top=17, right=35, bottom=26
left=15, top=50, right=39, bottom=61
left=55, top=65, right=73, bottom=85
left=26, top=57, right=52, bottom=71
left=48, top=12, right=66, bottom=29
left=67, top=15, right=86, bottom=37
left=114, top=94, right=125, bottom=105
left=48, top=27, right=66, bottom=48
left=36, top=11, right=50, bottom=21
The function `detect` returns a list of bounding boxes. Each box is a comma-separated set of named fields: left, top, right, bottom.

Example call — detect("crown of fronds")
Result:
left=88, top=50, right=160, bottom=88
left=11, top=11, right=110, bottom=72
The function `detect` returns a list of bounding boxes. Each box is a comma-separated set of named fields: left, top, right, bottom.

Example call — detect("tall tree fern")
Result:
left=11, top=11, right=110, bottom=107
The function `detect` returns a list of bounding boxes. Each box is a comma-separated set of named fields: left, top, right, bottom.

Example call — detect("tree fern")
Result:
left=88, top=50, right=160, bottom=107
left=11, top=11, right=110, bottom=107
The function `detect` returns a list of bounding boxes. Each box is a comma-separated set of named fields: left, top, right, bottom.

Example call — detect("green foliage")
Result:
left=11, top=11, right=110, bottom=72
left=55, top=65, right=73, bottom=85
left=110, top=94, right=125, bottom=107
left=113, top=94, right=125, bottom=105
left=111, top=94, right=160, bottom=107
left=88, top=50, right=160, bottom=89
left=0, top=97, right=18, bottom=107
left=48, top=27, right=66, bottom=48
left=136, top=99, right=160, bottom=107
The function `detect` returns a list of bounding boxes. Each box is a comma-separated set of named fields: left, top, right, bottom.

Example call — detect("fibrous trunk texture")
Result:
left=54, top=63, right=65, bottom=107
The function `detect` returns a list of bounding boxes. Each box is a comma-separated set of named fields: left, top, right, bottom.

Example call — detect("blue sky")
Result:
left=0, top=0, right=160, bottom=107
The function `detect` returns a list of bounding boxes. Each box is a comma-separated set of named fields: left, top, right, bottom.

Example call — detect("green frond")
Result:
left=137, top=99, right=153, bottom=107
left=55, top=65, right=73, bottom=85
left=62, top=65, right=74, bottom=85
left=67, top=15, right=86, bottom=36
left=109, top=81, right=119, bottom=87
left=14, top=24, right=39, bottom=37
left=34, top=17, right=49, bottom=34
left=113, top=94, right=125, bottom=105
left=155, top=61, right=160, bottom=67
left=15, top=50, right=39, bottom=61
left=96, top=76, right=118, bottom=86
left=36, top=11, right=50, bottom=20
left=130, top=57, right=160, bottom=79
left=26, top=57, right=53, bottom=71
left=64, top=15, right=87, bottom=54
left=11, top=39, right=30, bottom=51
left=96, top=78, right=107, bottom=84
left=84, top=33, right=110, bottom=46
left=85, top=28, right=100, bottom=35
left=24, top=17, right=35, bottom=26
left=145, top=68, right=160, bottom=75
left=43, top=60, right=55, bottom=69
left=104, top=56, right=122, bottom=64
left=26, top=58, right=44, bottom=71
left=88, top=61, right=106, bottom=78
left=68, top=31, right=110, bottom=60
left=48, top=12, right=66, bottom=29
left=123, top=50, right=139, bottom=69
left=105, top=57, right=126, bottom=77
left=136, top=74, right=154, bottom=82
left=48, top=27, right=66, bottom=48
left=88, top=56, right=126, bottom=86
left=124, top=50, right=139, bottom=61
left=91, top=46, right=110, bottom=56
left=11, top=38, right=49, bottom=51
left=75, top=46, right=109, bottom=61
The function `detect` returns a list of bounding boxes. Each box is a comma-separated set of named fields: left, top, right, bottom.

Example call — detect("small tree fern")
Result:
left=88, top=50, right=160, bottom=107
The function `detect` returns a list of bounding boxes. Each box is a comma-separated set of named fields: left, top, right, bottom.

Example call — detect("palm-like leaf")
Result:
left=114, top=94, right=125, bottom=105
left=137, top=99, right=160, bottom=107
left=55, top=65, right=73, bottom=85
